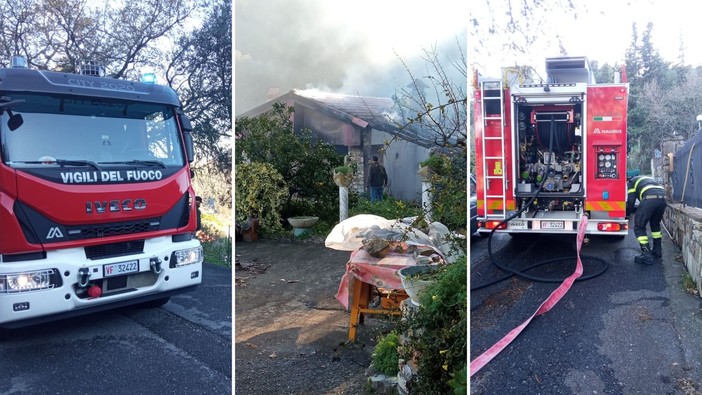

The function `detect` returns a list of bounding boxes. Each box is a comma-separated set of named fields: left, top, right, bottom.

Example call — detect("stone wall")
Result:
left=346, top=147, right=365, bottom=194
left=658, top=135, right=702, bottom=294
left=662, top=203, right=702, bottom=294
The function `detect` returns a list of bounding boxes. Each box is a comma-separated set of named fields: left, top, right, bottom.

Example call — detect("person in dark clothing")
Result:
left=626, top=175, right=667, bottom=265
left=367, top=155, right=388, bottom=203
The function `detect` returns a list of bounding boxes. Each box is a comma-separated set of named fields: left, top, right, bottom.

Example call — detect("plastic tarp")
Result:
left=324, top=214, right=463, bottom=263
left=672, top=131, right=702, bottom=208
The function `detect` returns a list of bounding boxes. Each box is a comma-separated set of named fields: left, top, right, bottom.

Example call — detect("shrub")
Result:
left=349, top=194, right=421, bottom=220
left=235, top=103, right=343, bottom=226
left=372, top=331, right=400, bottom=376
left=234, top=162, right=287, bottom=234
left=401, top=256, right=467, bottom=394
left=420, top=150, right=467, bottom=231
left=197, top=214, right=232, bottom=267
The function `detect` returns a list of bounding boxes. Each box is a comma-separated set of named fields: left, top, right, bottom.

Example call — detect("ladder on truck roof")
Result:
left=480, top=79, right=507, bottom=220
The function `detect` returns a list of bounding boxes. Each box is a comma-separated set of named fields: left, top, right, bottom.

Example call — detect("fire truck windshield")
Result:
left=0, top=93, right=186, bottom=168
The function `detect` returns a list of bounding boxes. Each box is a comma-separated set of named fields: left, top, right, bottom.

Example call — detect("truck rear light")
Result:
left=0, top=269, right=61, bottom=293
left=482, top=220, right=508, bottom=230
left=171, top=246, right=203, bottom=268
left=597, top=222, right=627, bottom=232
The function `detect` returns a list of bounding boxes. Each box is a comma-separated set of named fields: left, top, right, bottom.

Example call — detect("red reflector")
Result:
left=485, top=220, right=508, bottom=230
left=598, top=223, right=623, bottom=232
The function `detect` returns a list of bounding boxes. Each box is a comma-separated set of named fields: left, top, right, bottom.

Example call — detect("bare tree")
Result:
left=0, top=0, right=197, bottom=80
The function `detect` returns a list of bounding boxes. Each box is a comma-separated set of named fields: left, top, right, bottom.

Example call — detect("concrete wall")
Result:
left=658, top=136, right=702, bottom=294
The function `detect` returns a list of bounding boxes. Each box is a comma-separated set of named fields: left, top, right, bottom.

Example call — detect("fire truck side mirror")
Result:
left=178, top=113, right=195, bottom=163
left=183, top=131, right=195, bottom=163
left=7, top=111, right=23, bottom=131
left=179, top=113, right=193, bottom=132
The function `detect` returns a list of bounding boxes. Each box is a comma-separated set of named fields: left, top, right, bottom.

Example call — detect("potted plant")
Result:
left=418, top=154, right=444, bottom=182
left=333, top=165, right=353, bottom=187
left=398, top=265, right=445, bottom=306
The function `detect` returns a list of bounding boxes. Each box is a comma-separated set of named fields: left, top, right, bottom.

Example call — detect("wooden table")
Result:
left=347, top=278, right=408, bottom=341
left=335, top=247, right=419, bottom=342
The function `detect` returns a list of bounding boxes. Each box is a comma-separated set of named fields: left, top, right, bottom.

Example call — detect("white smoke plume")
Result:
left=235, top=0, right=467, bottom=115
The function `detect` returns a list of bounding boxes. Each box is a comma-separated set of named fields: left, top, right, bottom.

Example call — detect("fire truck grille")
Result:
left=85, top=240, right=146, bottom=260
left=66, top=218, right=161, bottom=241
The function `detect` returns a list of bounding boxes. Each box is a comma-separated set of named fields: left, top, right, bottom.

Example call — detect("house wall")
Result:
left=287, top=101, right=428, bottom=203
left=374, top=130, right=430, bottom=202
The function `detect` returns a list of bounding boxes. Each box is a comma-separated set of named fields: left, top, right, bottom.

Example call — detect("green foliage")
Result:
left=234, top=162, right=287, bottom=234
left=447, top=364, right=467, bottom=395
left=334, top=165, right=352, bottom=174
left=372, top=331, right=400, bottom=376
left=198, top=213, right=232, bottom=267
left=201, top=233, right=232, bottom=267
left=421, top=150, right=468, bottom=231
left=235, top=103, right=343, bottom=224
left=682, top=273, right=697, bottom=294
left=401, top=256, right=467, bottom=394
left=349, top=194, right=421, bottom=220
left=173, top=0, right=232, bottom=176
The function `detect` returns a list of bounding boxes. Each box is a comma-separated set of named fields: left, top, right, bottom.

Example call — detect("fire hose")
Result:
left=470, top=116, right=610, bottom=376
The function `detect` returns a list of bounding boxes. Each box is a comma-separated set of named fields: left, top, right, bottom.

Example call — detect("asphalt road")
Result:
left=470, top=225, right=702, bottom=394
left=0, top=262, right=232, bottom=395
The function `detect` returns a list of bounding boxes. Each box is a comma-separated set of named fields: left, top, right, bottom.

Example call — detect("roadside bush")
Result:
left=198, top=213, right=232, bottom=267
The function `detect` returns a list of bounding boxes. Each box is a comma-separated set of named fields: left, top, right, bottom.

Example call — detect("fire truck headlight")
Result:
left=172, top=246, right=203, bottom=268
left=1, top=269, right=60, bottom=293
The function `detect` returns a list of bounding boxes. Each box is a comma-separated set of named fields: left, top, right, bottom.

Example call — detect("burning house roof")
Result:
left=237, top=89, right=438, bottom=148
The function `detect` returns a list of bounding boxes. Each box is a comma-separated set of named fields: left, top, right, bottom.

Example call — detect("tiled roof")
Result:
left=238, top=89, right=447, bottom=148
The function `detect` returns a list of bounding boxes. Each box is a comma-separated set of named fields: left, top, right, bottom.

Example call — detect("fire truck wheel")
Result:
left=137, top=296, right=170, bottom=308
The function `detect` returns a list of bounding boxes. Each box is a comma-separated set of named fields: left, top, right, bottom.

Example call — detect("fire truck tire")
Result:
left=137, top=296, right=171, bottom=308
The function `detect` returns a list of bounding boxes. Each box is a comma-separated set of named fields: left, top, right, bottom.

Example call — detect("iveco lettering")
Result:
left=0, top=57, right=203, bottom=333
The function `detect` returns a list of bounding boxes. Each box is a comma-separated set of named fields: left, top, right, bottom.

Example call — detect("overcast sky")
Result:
left=234, top=0, right=468, bottom=115
left=471, top=0, right=700, bottom=79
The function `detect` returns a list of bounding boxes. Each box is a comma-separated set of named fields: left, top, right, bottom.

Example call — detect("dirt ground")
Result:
left=234, top=238, right=395, bottom=395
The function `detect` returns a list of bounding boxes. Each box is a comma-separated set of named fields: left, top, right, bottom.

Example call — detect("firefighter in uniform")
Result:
left=626, top=175, right=667, bottom=265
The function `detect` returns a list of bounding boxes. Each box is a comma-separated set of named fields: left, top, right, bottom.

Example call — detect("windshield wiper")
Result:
left=15, top=159, right=101, bottom=170
left=99, top=160, right=166, bottom=168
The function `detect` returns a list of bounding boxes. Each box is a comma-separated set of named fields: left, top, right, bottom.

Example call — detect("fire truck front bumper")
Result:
left=0, top=236, right=203, bottom=329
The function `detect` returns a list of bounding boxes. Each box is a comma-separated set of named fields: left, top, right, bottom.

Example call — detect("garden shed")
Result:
left=237, top=89, right=433, bottom=202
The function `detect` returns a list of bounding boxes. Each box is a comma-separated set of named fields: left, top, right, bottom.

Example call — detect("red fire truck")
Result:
left=0, top=57, right=203, bottom=331
left=473, top=56, right=629, bottom=238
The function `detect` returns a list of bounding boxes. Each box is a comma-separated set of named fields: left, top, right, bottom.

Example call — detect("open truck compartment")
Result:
left=473, top=56, right=629, bottom=236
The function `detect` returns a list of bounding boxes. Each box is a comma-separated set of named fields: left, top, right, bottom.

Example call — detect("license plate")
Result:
left=103, top=260, right=139, bottom=277
left=509, top=220, right=528, bottom=229
left=541, top=221, right=564, bottom=229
